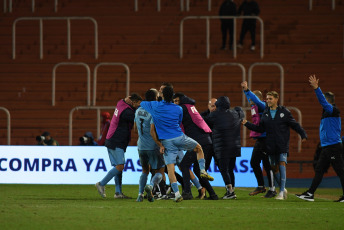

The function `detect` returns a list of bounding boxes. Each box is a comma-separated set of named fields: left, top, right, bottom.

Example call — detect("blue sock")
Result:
left=115, top=171, right=123, bottom=194
left=279, top=165, right=286, bottom=192
left=171, top=182, right=179, bottom=193
left=198, top=158, right=205, bottom=171
left=150, top=173, right=162, bottom=187
left=139, top=173, right=148, bottom=194
left=191, top=178, right=202, bottom=190
left=100, top=167, right=121, bottom=186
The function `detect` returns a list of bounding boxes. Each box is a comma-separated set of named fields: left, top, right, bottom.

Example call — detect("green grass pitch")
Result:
left=0, top=184, right=343, bottom=230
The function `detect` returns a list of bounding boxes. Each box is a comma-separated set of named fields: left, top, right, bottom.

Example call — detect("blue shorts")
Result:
left=161, top=134, right=198, bottom=165
left=138, top=149, right=165, bottom=170
left=269, top=153, right=288, bottom=166
left=107, top=147, right=125, bottom=166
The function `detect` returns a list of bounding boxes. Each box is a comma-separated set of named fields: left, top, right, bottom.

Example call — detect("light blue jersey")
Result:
left=135, top=107, right=158, bottom=150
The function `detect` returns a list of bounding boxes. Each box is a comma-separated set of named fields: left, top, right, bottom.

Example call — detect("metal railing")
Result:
left=183, top=0, right=212, bottom=11
left=309, top=0, right=335, bottom=10
left=52, top=62, right=91, bottom=106
left=248, top=62, right=284, bottom=106
left=93, top=63, right=130, bottom=106
left=180, top=16, right=264, bottom=59
left=242, top=106, right=303, bottom=152
left=69, top=106, right=115, bottom=145
left=4, top=0, right=58, bottom=12
left=208, top=62, right=246, bottom=106
left=0, top=107, right=11, bottom=145
left=135, top=0, right=187, bottom=12
left=12, top=17, right=98, bottom=59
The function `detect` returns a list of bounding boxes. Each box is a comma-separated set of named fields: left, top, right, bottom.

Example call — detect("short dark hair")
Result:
left=129, top=93, right=142, bottom=102
left=163, top=86, right=174, bottom=102
left=161, top=82, right=173, bottom=89
left=145, top=89, right=158, bottom=101
left=173, top=92, right=185, bottom=99
left=324, top=92, right=335, bottom=104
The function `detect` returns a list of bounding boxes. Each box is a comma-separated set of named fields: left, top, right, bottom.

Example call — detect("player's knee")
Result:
left=116, top=164, right=124, bottom=171
left=194, top=144, right=203, bottom=153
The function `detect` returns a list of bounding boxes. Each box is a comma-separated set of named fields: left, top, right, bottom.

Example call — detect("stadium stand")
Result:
left=0, top=0, right=343, bottom=178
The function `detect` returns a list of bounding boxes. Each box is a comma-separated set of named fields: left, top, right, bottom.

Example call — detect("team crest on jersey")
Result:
left=251, top=108, right=256, bottom=115
left=280, top=113, right=284, bottom=118
left=114, top=108, right=118, bottom=117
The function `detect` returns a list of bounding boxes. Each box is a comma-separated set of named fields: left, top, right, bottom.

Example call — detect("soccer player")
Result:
left=242, top=91, right=307, bottom=200
left=135, top=89, right=165, bottom=202
left=173, top=93, right=218, bottom=200
left=95, top=93, right=142, bottom=199
left=241, top=81, right=276, bottom=198
left=140, top=86, right=213, bottom=202
left=296, top=75, right=344, bottom=202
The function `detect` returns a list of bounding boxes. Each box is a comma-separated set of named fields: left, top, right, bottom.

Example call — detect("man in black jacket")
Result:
left=219, top=0, right=237, bottom=50
left=207, top=96, right=244, bottom=199
left=242, top=91, right=307, bottom=200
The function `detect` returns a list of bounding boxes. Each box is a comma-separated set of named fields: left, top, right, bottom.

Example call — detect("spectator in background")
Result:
left=36, top=131, right=59, bottom=146
left=97, top=112, right=111, bottom=146
left=79, top=132, right=98, bottom=146
left=95, top=93, right=142, bottom=199
left=296, top=75, right=344, bottom=202
left=219, top=0, right=237, bottom=50
left=237, top=0, right=260, bottom=51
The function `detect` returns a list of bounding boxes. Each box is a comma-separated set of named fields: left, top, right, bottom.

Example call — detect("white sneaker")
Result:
left=250, top=45, right=255, bottom=51
left=283, top=189, right=288, bottom=199
left=275, top=191, right=284, bottom=200
left=95, top=182, right=106, bottom=198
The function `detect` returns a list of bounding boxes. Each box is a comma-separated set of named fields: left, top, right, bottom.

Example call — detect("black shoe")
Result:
left=263, top=190, right=277, bottom=198
left=223, top=191, right=237, bottom=200
left=166, top=193, right=175, bottom=199
left=205, top=194, right=219, bottom=200
left=182, top=192, right=193, bottom=200
left=334, top=195, right=344, bottom=202
left=295, top=191, right=314, bottom=202
left=249, top=187, right=266, bottom=196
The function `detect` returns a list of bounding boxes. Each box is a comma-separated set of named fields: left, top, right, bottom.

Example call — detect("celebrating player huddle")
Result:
left=96, top=76, right=344, bottom=203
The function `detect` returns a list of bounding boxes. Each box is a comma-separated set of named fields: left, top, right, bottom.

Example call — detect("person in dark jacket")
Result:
left=95, top=93, right=142, bottom=199
left=241, top=81, right=275, bottom=198
left=237, top=0, right=260, bottom=51
left=219, top=0, right=237, bottom=50
left=173, top=93, right=219, bottom=200
left=79, top=131, right=98, bottom=146
left=207, top=96, right=244, bottom=199
left=296, top=75, right=344, bottom=202
left=243, top=91, right=307, bottom=200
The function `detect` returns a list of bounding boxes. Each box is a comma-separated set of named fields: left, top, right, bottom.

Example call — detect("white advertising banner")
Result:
left=0, top=146, right=257, bottom=187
